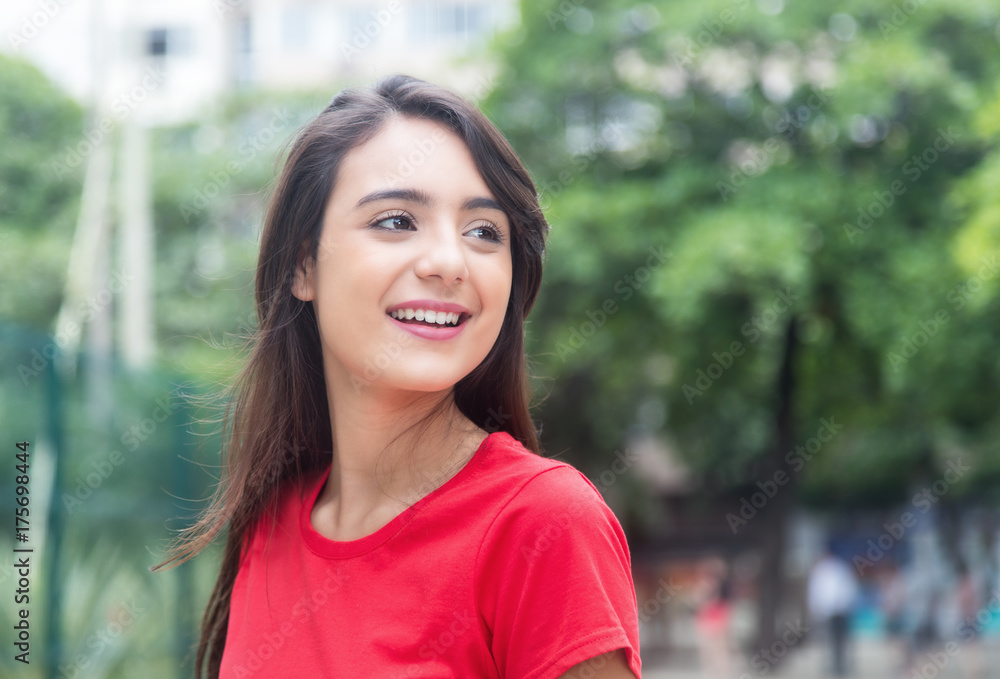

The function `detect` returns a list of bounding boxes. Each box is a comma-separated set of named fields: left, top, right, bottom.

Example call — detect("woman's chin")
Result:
left=355, top=371, right=465, bottom=396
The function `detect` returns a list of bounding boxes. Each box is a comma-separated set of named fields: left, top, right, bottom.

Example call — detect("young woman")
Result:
left=157, top=75, right=641, bottom=678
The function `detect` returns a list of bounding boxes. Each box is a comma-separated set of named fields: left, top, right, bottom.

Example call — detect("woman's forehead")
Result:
left=331, top=116, right=495, bottom=204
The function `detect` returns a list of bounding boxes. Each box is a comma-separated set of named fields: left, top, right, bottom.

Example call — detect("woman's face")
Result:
left=293, top=116, right=513, bottom=396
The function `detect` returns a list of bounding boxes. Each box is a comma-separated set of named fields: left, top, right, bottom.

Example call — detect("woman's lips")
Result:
left=385, top=299, right=472, bottom=340
left=386, top=299, right=470, bottom=316
left=388, top=314, right=467, bottom=340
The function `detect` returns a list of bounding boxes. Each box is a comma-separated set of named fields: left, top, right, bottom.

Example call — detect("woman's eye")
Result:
left=467, top=224, right=503, bottom=244
left=375, top=215, right=414, bottom=231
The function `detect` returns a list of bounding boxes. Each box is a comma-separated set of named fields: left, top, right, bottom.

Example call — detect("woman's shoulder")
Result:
left=473, top=435, right=637, bottom=679
left=477, top=431, right=624, bottom=536
left=480, top=431, right=607, bottom=505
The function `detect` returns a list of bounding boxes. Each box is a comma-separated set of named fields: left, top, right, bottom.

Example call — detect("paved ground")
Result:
left=641, top=637, right=1000, bottom=678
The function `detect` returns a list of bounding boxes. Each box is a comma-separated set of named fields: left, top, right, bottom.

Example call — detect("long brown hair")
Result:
left=153, top=75, right=549, bottom=678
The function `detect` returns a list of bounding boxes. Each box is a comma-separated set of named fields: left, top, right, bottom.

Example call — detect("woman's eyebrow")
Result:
left=355, top=189, right=504, bottom=214
left=355, top=187, right=433, bottom=209
left=462, top=196, right=504, bottom=213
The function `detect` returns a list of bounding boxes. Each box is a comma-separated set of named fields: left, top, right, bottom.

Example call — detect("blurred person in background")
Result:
left=904, top=582, right=941, bottom=676
left=955, top=560, right=984, bottom=679
left=878, top=560, right=909, bottom=678
left=692, top=556, right=735, bottom=679
left=807, top=541, right=859, bottom=677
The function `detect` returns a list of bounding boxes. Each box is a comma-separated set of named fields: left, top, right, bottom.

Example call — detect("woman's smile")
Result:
left=387, top=299, right=471, bottom=339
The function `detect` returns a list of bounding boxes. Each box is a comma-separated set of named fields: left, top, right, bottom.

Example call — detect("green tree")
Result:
left=485, top=0, right=1000, bottom=650
left=0, top=55, right=83, bottom=328
left=149, top=90, right=326, bottom=377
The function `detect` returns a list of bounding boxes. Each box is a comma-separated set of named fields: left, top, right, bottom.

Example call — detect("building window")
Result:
left=145, top=27, right=194, bottom=58
left=410, top=3, right=493, bottom=42
left=283, top=6, right=312, bottom=52
left=235, top=16, right=253, bottom=85
left=237, top=16, right=252, bottom=54
left=147, top=29, right=168, bottom=57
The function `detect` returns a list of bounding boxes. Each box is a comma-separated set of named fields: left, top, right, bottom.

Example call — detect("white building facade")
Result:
left=2, top=0, right=518, bottom=124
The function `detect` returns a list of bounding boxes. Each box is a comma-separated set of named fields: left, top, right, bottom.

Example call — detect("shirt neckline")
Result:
left=299, top=430, right=502, bottom=559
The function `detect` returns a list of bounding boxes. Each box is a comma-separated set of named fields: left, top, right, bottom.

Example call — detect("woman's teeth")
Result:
left=389, top=309, right=462, bottom=326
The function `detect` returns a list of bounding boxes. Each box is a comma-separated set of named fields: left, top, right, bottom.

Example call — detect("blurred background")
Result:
left=2, top=0, right=999, bottom=677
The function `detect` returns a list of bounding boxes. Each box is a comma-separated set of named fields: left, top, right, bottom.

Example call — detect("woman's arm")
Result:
left=557, top=649, right=637, bottom=679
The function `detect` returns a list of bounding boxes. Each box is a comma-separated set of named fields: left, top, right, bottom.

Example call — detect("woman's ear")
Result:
left=291, top=242, right=316, bottom=302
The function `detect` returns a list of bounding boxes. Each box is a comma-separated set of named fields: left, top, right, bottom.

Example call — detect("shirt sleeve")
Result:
left=475, top=465, right=642, bottom=679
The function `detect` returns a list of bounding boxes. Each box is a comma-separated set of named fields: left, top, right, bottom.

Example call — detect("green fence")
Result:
left=1, top=320, right=219, bottom=678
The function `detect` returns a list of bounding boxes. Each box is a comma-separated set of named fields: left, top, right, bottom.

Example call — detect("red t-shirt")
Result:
left=219, top=431, right=641, bottom=678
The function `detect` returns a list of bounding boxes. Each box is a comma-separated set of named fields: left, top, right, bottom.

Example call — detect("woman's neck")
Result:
left=312, top=369, right=485, bottom=540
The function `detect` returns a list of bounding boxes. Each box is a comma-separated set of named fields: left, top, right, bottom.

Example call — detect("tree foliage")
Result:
left=0, top=54, right=82, bottom=327
left=485, top=0, right=1000, bottom=509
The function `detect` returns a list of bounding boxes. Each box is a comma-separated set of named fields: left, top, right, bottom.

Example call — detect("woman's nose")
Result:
left=413, top=222, right=470, bottom=286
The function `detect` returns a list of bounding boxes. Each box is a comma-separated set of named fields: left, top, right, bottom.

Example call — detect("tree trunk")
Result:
left=118, top=121, right=155, bottom=370
left=755, top=317, right=798, bottom=655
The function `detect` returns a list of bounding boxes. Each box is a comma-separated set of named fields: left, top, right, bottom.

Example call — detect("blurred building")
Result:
left=1, top=0, right=519, bottom=371
left=1, top=0, right=518, bottom=124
